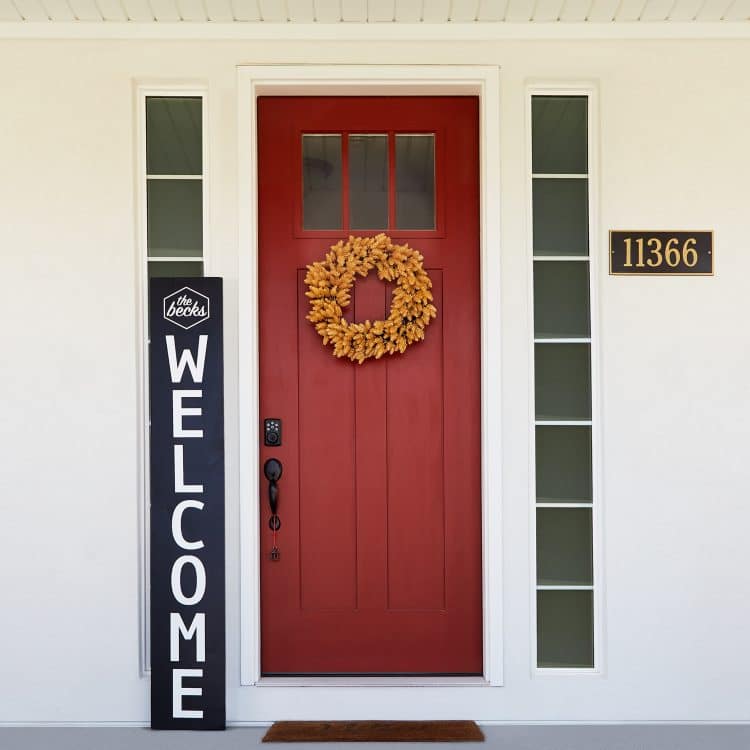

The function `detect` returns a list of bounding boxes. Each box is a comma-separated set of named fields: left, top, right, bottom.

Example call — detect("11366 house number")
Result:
left=610, top=231, right=713, bottom=275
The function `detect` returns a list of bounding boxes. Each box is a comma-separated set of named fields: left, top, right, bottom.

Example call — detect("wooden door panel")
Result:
left=352, top=275, right=389, bottom=611
left=259, top=96, right=481, bottom=674
left=386, top=272, right=445, bottom=611
left=297, top=271, right=357, bottom=611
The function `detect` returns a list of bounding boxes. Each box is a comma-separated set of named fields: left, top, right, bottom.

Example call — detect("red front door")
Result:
left=258, top=96, right=481, bottom=675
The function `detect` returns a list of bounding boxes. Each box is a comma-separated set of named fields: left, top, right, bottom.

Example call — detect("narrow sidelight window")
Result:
left=145, top=96, right=205, bottom=278
left=139, top=90, right=207, bottom=673
left=531, top=93, right=598, bottom=670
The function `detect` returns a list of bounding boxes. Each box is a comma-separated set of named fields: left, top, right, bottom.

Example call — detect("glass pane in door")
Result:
left=303, top=135, right=342, bottom=230
left=395, top=134, right=435, bottom=230
left=349, top=134, right=388, bottom=229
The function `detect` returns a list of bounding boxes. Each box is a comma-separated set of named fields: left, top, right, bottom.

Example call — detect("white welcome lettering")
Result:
left=172, top=500, right=205, bottom=551
left=171, top=555, right=207, bottom=606
left=174, top=445, right=203, bottom=494
left=166, top=335, right=207, bottom=383
left=172, top=390, right=203, bottom=439
left=163, top=322, right=211, bottom=723
left=170, top=612, right=206, bottom=663
left=172, top=669, right=203, bottom=719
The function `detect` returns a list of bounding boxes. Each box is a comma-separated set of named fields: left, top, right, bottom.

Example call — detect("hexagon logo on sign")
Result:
left=163, top=286, right=210, bottom=330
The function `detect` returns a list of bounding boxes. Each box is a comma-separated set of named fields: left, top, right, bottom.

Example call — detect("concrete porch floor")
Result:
left=1, top=726, right=749, bottom=749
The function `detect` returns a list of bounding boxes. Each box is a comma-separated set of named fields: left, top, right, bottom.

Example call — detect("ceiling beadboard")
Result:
left=3, top=0, right=749, bottom=23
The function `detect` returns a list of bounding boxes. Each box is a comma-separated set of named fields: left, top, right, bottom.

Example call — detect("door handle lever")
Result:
left=264, top=458, right=283, bottom=517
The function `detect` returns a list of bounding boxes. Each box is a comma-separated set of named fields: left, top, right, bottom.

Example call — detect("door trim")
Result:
left=237, top=64, right=503, bottom=687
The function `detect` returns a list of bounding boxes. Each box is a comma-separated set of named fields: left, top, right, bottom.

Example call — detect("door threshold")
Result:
left=256, top=675, right=490, bottom=688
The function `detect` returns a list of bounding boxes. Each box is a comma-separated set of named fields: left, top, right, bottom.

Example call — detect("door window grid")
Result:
left=301, top=132, right=436, bottom=232
left=138, top=90, right=207, bottom=675
left=530, top=92, right=598, bottom=671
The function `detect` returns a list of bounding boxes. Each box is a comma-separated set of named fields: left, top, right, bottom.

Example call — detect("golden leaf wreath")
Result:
left=304, top=234, right=438, bottom=364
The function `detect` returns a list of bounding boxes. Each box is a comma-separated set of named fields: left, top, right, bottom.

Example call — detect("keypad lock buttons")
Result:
left=264, top=418, right=282, bottom=447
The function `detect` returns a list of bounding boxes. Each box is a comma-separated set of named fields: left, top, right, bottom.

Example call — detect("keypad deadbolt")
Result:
left=264, top=418, right=282, bottom=447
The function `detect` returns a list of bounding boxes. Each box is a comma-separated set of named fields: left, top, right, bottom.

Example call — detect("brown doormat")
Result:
left=262, top=720, right=484, bottom=742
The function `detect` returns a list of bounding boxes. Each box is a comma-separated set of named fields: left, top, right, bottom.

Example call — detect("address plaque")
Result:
left=609, top=231, right=713, bottom=275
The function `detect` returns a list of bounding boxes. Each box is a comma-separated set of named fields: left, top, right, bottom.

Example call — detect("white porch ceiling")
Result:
left=1, top=0, right=748, bottom=23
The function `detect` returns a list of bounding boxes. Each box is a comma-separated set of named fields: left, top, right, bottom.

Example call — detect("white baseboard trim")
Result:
left=0, top=722, right=150, bottom=728
left=2, top=720, right=750, bottom=728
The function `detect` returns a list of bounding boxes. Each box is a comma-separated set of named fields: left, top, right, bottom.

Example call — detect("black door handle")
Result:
left=264, top=458, right=283, bottom=516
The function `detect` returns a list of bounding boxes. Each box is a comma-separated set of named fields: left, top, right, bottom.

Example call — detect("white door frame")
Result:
left=237, top=64, right=503, bottom=689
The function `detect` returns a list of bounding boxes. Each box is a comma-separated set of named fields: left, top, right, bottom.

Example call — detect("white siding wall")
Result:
left=1, top=37, right=749, bottom=724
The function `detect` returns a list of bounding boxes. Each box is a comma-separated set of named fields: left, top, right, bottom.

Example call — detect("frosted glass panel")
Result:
left=534, top=261, right=590, bottom=338
left=532, top=96, right=587, bottom=175
left=537, top=509, right=593, bottom=586
left=535, top=344, right=591, bottom=421
left=303, top=135, right=342, bottom=230
left=536, top=426, right=592, bottom=503
left=537, top=590, right=594, bottom=668
left=147, top=179, right=202, bottom=257
left=349, top=135, right=388, bottom=229
left=146, top=97, right=202, bottom=176
left=148, top=261, right=203, bottom=278
left=533, top=179, right=589, bottom=256
left=396, top=135, right=435, bottom=230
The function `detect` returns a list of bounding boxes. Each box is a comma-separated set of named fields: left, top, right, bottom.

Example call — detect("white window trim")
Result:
left=237, top=64, right=504, bottom=688
left=135, top=82, right=209, bottom=676
left=525, top=82, right=605, bottom=677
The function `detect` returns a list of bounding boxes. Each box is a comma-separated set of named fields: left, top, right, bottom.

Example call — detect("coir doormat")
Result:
left=262, top=720, right=484, bottom=742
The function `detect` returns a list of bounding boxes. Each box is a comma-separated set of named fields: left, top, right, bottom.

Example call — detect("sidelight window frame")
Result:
left=527, top=83, right=604, bottom=676
left=135, top=83, right=209, bottom=675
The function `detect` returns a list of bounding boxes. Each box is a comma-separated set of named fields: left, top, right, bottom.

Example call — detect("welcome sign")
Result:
left=149, top=278, right=225, bottom=730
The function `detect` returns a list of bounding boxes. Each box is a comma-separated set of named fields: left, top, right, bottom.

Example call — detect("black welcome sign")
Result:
left=149, top=278, right=225, bottom=730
